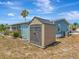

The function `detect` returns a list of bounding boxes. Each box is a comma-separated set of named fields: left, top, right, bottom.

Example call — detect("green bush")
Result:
left=13, top=31, right=20, bottom=38
left=4, top=31, right=9, bottom=35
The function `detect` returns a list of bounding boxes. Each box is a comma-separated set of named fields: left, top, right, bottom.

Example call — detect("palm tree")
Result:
left=21, top=9, right=29, bottom=22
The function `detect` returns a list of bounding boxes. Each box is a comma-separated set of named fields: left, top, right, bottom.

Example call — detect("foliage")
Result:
left=4, top=30, right=9, bottom=35
left=0, top=24, right=6, bottom=32
left=21, top=9, right=29, bottom=21
left=21, top=10, right=29, bottom=17
left=69, top=23, right=78, bottom=31
left=72, top=25, right=77, bottom=30
left=13, top=31, right=20, bottom=38
left=74, top=23, right=78, bottom=26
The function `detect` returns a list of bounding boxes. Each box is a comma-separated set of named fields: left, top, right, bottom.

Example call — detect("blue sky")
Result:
left=0, top=0, right=79, bottom=24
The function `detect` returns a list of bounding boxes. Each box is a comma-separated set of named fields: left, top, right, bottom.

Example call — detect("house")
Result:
left=9, top=22, right=30, bottom=41
left=29, top=17, right=56, bottom=48
left=10, top=24, right=20, bottom=31
left=54, top=19, right=69, bottom=37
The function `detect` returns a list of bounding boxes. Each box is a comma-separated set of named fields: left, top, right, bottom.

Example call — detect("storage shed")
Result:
left=29, top=17, right=56, bottom=48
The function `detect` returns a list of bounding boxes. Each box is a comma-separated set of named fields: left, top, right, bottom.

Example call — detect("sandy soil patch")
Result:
left=0, top=35, right=79, bottom=59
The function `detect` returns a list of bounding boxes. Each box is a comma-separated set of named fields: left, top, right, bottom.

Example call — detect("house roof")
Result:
left=10, top=21, right=30, bottom=26
left=54, top=19, right=69, bottom=25
left=31, top=16, right=54, bottom=24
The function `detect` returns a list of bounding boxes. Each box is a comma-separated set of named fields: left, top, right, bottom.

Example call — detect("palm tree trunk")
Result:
left=25, top=17, right=26, bottom=22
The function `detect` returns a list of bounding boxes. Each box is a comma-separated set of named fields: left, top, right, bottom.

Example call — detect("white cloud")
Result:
left=8, top=13, right=15, bottom=16
left=34, top=0, right=54, bottom=13
left=59, top=11, right=79, bottom=20
left=0, top=1, right=21, bottom=10
left=7, top=1, right=14, bottom=5
left=0, top=1, right=14, bottom=5
left=8, top=6, right=21, bottom=10
left=67, top=11, right=79, bottom=18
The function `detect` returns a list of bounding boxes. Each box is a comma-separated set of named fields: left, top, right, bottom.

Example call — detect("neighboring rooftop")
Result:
left=53, top=18, right=69, bottom=25
left=10, top=21, right=31, bottom=26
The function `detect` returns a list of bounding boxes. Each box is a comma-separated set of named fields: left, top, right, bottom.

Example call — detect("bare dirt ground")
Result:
left=0, top=35, right=79, bottom=59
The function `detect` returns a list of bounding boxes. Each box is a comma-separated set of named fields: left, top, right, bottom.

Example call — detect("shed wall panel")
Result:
left=44, top=24, right=56, bottom=46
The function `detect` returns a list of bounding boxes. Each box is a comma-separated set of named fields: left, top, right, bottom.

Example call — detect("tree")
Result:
left=69, top=23, right=78, bottom=31
left=74, top=23, right=78, bottom=26
left=21, top=9, right=29, bottom=22
left=0, top=24, right=7, bottom=32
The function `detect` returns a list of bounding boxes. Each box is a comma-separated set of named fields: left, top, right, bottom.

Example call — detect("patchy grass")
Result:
left=0, top=35, right=79, bottom=59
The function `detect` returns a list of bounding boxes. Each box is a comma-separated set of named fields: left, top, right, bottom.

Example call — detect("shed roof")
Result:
left=31, top=17, right=54, bottom=24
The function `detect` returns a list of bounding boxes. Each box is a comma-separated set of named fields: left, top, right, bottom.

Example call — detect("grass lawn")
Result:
left=0, top=35, right=79, bottom=59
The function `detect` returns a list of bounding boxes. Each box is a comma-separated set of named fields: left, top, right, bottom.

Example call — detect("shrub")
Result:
left=13, top=31, right=20, bottom=38
left=4, top=30, right=9, bottom=35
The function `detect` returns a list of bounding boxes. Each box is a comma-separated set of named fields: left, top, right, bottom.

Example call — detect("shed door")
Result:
left=20, top=25, right=29, bottom=41
left=30, top=25, right=41, bottom=46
